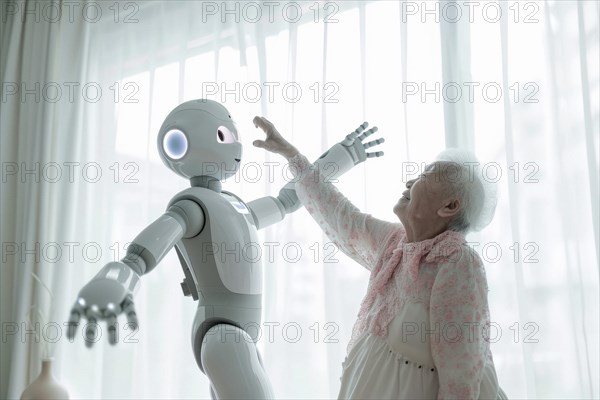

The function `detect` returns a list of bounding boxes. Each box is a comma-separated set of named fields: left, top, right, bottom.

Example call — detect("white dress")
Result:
left=289, top=154, right=508, bottom=399
left=338, top=303, right=505, bottom=399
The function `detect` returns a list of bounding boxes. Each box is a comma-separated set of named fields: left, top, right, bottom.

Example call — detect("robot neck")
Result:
left=190, top=176, right=222, bottom=192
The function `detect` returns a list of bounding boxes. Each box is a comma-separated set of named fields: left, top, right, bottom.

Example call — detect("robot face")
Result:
left=157, top=100, right=242, bottom=181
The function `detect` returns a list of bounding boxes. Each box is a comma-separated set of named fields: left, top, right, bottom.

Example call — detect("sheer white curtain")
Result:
left=1, top=0, right=113, bottom=397
left=2, top=1, right=598, bottom=399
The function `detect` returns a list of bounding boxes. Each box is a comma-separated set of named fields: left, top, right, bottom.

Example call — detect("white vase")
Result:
left=20, top=358, right=69, bottom=400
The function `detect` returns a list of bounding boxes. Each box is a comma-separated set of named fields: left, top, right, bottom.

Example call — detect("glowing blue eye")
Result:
left=163, top=129, right=188, bottom=159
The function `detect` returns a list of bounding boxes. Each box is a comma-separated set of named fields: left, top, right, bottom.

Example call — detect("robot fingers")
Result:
left=342, top=122, right=369, bottom=145
left=107, top=313, right=118, bottom=345
left=355, top=121, right=369, bottom=134
left=78, top=303, right=103, bottom=347
left=366, top=151, right=384, bottom=158
left=84, top=315, right=99, bottom=348
left=122, top=295, right=139, bottom=330
left=67, top=297, right=127, bottom=346
left=363, top=137, right=385, bottom=149
left=357, top=126, right=379, bottom=141
left=66, top=301, right=84, bottom=340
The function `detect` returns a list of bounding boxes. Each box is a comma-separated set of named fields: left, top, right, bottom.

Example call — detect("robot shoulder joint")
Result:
left=167, top=199, right=205, bottom=238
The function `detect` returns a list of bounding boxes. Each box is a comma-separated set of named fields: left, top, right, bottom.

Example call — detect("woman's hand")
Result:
left=253, top=116, right=299, bottom=159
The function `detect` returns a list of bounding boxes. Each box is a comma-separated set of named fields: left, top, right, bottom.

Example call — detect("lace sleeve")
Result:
left=288, top=153, right=400, bottom=270
left=429, top=246, right=491, bottom=399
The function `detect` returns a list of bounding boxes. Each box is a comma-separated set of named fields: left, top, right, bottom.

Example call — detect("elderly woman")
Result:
left=253, top=116, right=507, bottom=399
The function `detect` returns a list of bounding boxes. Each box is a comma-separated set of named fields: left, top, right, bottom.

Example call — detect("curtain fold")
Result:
left=439, top=0, right=474, bottom=150
left=576, top=0, right=600, bottom=267
left=498, top=3, right=537, bottom=396
left=1, top=0, right=94, bottom=397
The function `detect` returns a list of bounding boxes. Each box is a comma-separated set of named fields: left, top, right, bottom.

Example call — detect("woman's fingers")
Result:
left=253, top=115, right=297, bottom=157
left=253, top=121, right=277, bottom=152
left=253, top=116, right=274, bottom=133
left=254, top=115, right=281, bottom=144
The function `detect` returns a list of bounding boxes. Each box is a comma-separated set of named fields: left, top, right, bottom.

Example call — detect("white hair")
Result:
left=434, top=148, right=498, bottom=233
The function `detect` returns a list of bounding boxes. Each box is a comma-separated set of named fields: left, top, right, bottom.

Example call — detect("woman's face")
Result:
left=393, top=162, right=455, bottom=230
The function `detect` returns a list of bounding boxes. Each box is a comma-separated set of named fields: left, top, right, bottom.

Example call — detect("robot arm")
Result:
left=122, top=199, right=205, bottom=275
left=246, top=196, right=286, bottom=230
left=67, top=199, right=204, bottom=346
left=247, top=122, right=384, bottom=230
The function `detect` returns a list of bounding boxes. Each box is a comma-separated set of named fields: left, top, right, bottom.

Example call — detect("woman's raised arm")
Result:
left=253, top=116, right=400, bottom=270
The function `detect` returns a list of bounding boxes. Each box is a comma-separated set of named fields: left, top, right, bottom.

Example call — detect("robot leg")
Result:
left=199, top=323, right=274, bottom=399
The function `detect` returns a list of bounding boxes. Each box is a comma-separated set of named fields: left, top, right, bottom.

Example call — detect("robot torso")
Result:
left=168, top=187, right=262, bottom=301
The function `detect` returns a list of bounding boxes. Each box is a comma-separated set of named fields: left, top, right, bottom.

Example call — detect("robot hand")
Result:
left=67, top=261, right=141, bottom=347
left=337, top=121, right=384, bottom=165
left=277, top=185, right=302, bottom=213
left=312, top=121, right=384, bottom=182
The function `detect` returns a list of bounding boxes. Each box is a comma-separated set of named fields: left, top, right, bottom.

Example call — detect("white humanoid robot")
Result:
left=67, top=99, right=384, bottom=399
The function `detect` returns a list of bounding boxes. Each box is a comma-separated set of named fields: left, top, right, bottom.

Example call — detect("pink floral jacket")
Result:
left=288, top=154, right=495, bottom=399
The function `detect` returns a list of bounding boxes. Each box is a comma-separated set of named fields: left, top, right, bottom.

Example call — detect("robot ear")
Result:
left=163, top=129, right=188, bottom=159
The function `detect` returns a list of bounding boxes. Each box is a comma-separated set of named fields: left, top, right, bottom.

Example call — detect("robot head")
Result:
left=157, top=99, right=242, bottom=181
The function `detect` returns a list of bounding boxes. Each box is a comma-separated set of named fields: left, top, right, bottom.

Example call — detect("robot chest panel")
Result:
left=204, top=200, right=259, bottom=253
left=173, top=188, right=262, bottom=295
